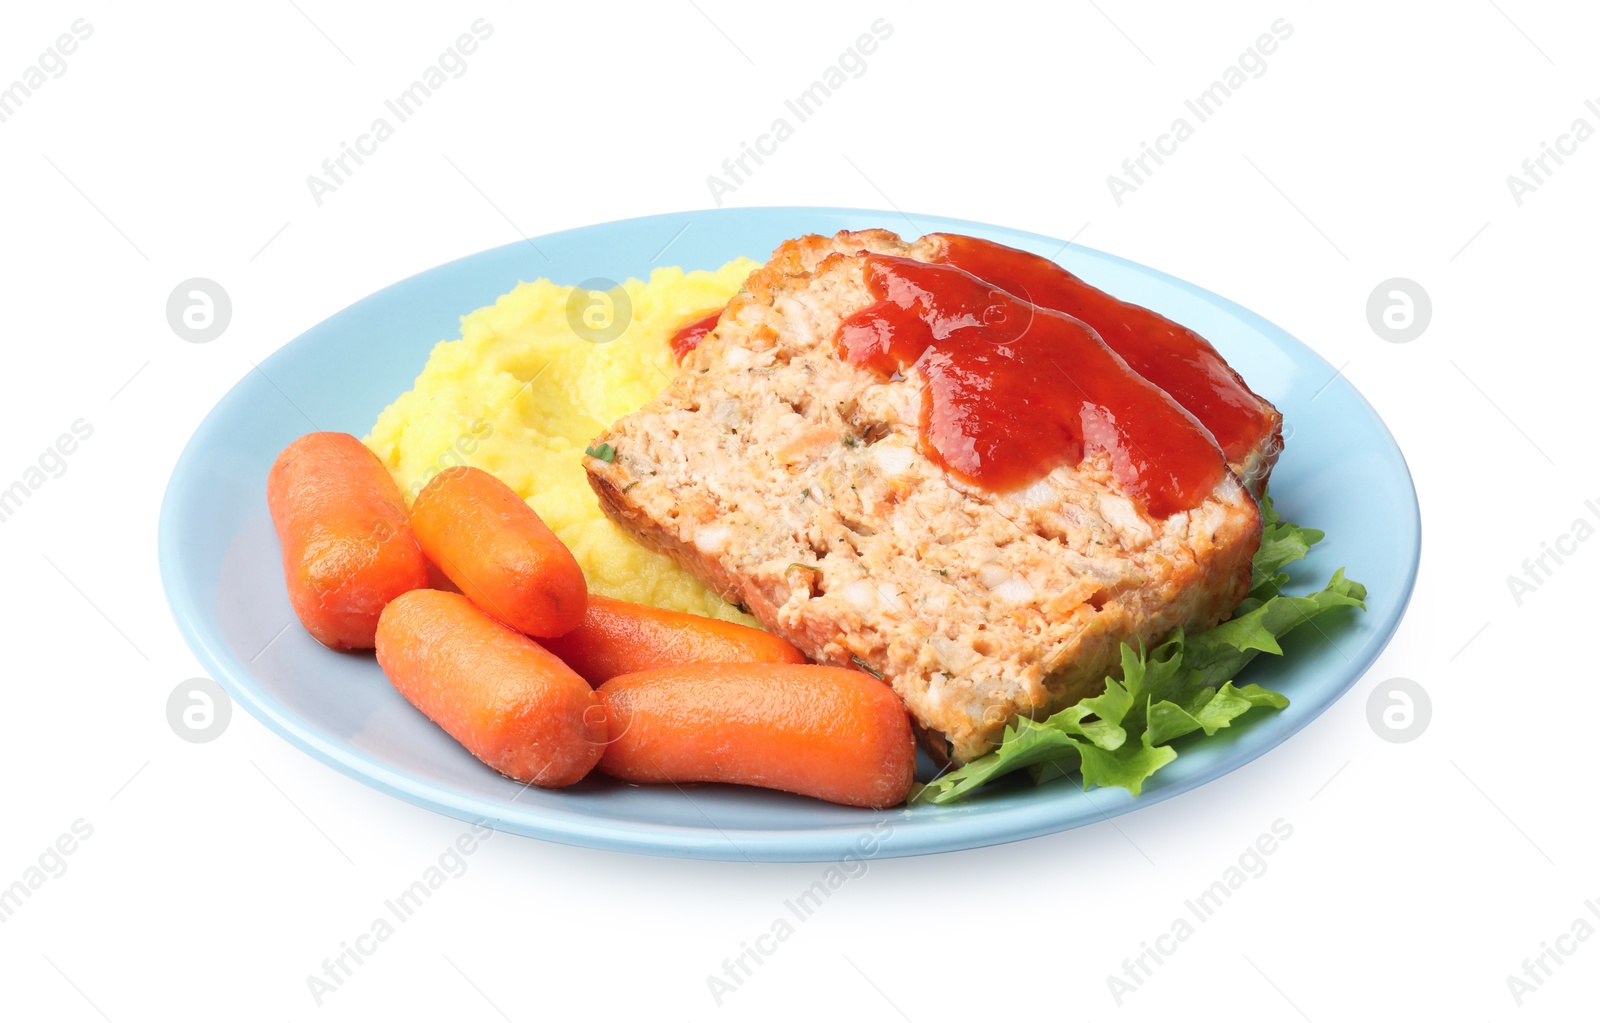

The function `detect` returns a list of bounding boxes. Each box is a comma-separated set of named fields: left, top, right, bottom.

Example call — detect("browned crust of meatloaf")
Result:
left=586, top=252, right=1262, bottom=764
left=769, top=230, right=1285, bottom=498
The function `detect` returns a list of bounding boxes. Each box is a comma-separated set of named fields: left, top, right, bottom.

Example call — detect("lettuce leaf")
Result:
left=910, top=495, right=1366, bottom=805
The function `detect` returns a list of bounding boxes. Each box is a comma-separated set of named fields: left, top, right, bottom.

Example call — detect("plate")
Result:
left=159, top=207, right=1420, bottom=861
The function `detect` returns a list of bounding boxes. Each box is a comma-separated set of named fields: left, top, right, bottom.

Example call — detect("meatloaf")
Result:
left=585, top=252, right=1263, bottom=764
left=764, top=229, right=1284, bottom=497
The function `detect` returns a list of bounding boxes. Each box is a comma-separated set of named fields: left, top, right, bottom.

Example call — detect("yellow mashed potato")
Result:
left=365, top=258, right=762, bottom=625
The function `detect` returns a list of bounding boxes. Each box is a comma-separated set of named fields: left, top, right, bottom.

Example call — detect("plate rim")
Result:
left=158, top=204, right=1422, bottom=862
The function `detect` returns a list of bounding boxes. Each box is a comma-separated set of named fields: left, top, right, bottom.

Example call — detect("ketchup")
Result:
left=933, top=234, right=1273, bottom=465
left=835, top=256, right=1226, bottom=518
left=669, top=310, right=724, bottom=362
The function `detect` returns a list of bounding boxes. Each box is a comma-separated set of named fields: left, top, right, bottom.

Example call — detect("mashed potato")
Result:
left=366, top=258, right=761, bottom=624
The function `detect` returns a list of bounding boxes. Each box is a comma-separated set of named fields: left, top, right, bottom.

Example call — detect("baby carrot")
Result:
left=408, top=466, right=587, bottom=638
left=375, top=589, right=606, bottom=787
left=266, top=432, right=428, bottom=650
left=597, top=664, right=915, bottom=808
left=539, top=594, right=806, bottom=684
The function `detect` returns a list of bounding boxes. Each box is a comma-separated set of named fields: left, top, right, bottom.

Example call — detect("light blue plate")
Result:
left=159, top=207, right=1419, bottom=861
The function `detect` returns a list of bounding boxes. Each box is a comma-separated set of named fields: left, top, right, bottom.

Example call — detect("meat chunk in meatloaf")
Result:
left=764, top=229, right=1285, bottom=498
left=585, top=254, right=1263, bottom=764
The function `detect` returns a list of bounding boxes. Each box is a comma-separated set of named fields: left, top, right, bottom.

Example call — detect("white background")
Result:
left=2, top=1, right=1596, bottom=1019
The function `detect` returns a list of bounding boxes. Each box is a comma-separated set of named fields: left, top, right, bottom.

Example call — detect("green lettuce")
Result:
left=910, top=495, right=1366, bottom=805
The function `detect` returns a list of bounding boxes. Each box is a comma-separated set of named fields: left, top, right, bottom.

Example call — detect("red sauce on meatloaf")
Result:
left=669, top=310, right=723, bottom=362
left=933, top=233, right=1275, bottom=467
left=835, top=255, right=1226, bottom=518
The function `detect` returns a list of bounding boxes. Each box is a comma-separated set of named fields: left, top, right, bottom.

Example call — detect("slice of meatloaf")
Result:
left=586, top=254, right=1262, bottom=764
left=765, top=229, right=1285, bottom=497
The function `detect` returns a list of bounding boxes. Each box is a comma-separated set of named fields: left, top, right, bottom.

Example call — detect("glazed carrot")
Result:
left=266, top=432, right=428, bottom=650
left=408, top=466, right=587, bottom=638
left=540, top=594, right=806, bottom=684
left=375, top=589, right=606, bottom=787
left=597, top=664, right=915, bottom=808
